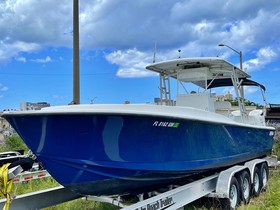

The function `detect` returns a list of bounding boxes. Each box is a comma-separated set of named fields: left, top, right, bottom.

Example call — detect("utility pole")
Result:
left=73, top=0, right=80, bottom=104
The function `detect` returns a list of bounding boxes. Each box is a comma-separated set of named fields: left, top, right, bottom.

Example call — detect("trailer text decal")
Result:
left=153, top=121, right=180, bottom=128
left=136, top=196, right=174, bottom=210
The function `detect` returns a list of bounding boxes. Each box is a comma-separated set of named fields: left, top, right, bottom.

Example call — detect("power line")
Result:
left=0, top=72, right=114, bottom=76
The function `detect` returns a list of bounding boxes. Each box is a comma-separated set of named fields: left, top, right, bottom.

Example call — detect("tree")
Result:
left=226, top=98, right=263, bottom=108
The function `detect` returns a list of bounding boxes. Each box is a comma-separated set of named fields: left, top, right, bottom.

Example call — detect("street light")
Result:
left=218, top=44, right=243, bottom=70
left=218, top=43, right=244, bottom=98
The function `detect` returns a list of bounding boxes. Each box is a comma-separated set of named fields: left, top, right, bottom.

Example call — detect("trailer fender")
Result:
left=215, top=165, right=248, bottom=198
left=244, top=159, right=267, bottom=182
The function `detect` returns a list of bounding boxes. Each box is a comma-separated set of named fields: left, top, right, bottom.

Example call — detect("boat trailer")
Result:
left=0, top=157, right=278, bottom=210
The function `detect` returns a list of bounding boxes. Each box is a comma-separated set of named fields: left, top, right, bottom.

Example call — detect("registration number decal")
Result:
left=153, top=121, right=180, bottom=128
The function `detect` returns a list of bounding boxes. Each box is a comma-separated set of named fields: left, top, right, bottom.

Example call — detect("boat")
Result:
left=2, top=57, right=275, bottom=196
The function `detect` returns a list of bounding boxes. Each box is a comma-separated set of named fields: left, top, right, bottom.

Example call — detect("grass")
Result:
left=238, top=168, right=280, bottom=210
left=45, top=198, right=118, bottom=210
left=8, top=178, right=118, bottom=210
left=13, top=177, right=59, bottom=194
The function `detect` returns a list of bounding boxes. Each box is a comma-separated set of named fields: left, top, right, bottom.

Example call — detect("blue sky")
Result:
left=0, top=0, right=280, bottom=110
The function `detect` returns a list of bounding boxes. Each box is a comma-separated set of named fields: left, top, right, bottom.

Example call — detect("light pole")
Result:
left=218, top=43, right=244, bottom=98
left=218, top=44, right=243, bottom=70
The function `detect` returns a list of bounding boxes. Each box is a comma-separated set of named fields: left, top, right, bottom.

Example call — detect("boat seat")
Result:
left=214, top=101, right=231, bottom=115
left=229, top=110, right=243, bottom=123
left=176, top=93, right=215, bottom=112
left=248, top=110, right=265, bottom=126
left=230, top=109, right=266, bottom=126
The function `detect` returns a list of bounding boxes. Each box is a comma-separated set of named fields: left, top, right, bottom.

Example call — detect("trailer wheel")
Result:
left=221, top=176, right=240, bottom=209
left=260, top=163, right=269, bottom=190
left=252, top=167, right=261, bottom=197
left=238, top=170, right=251, bottom=204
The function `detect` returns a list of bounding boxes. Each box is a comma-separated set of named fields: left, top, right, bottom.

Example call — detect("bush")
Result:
left=273, top=134, right=280, bottom=158
left=2, top=135, right=29, bottom=153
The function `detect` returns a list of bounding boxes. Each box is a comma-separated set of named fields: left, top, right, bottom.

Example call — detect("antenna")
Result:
left=178, top=49, right=181, bottom=58
left=153, top=42, right=157, bottom=63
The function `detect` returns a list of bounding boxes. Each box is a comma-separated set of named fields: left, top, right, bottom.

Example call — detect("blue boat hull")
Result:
left=4, top=113, right=274, bottom=196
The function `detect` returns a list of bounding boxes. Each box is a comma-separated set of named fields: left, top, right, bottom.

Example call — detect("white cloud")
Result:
left=0, top=84, right=8, bottom=92
left=106, top=48, right=158, bottom=78
left=223, top=87, right=234, bottom=95
left=0, top=86, right=8, bottom=91
left=116, top=67, right=155, bottom=78
left=0, top=0, right=279, bottom=75
left=243, top=47, right=278, bottom=72
left=0, top=40, right=40, bottom=63
left=105, top=47, right=193, bottom=78
left=244, top=86, right=258, bottom=94
left=258, top=47, right=277, bottom=60
left=15, top=56, right=26, bottom=62
left=12, top=41, right=40, bottom=52
left=30, top=56, right=52, bottom=63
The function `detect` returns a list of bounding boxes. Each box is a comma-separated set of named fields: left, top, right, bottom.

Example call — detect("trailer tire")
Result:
left=252, top=167, right=261, bottom=197
left=238, top=170, right=251, bottom=204
left=221, top=176, right=240, bottom=210
left=260, top=163, right=269, bottom=190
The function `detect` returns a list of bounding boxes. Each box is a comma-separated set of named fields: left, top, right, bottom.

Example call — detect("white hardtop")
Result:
left=146, top=57, right=250, bottom=83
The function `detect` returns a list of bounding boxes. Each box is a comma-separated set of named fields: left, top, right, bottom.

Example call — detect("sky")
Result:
left=0, top=0, right=280, bottom=110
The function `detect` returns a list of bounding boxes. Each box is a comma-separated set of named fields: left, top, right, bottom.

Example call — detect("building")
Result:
left=215, top=91, right=233, bottom=102
left=266, top=104, right=280, bottom=132
left=224, top=91, right=233, bottom=101
left=20, top=102, right=50, bottom=111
